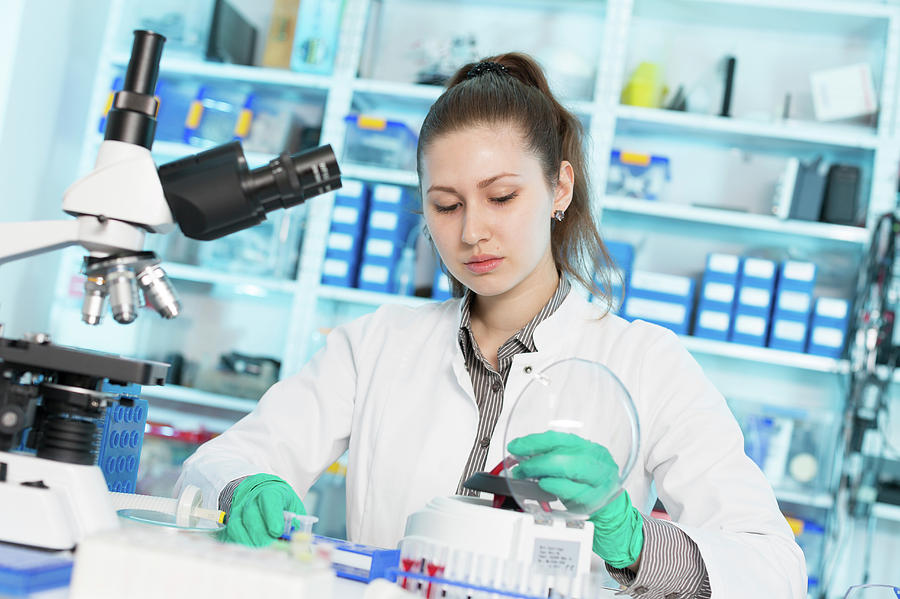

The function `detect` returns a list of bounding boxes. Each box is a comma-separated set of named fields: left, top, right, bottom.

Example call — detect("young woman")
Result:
left=178, top=53, right=806, bottom=598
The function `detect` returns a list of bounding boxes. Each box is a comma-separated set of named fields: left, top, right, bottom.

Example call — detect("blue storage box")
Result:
left=731, top=313, right=770, bottom=346
left=699, top=280, right=737, bottom=314
left=605, top=240, right=635, bottom=279
left=362, top=237, right=401, bottom=267
left=769, top=318, right=810, bottom=353
left=705, top=253, right=741, bottom=284
left=322, top=256, right=357, bottom=288
left=628, top=271, right=696, bottom=305
left=773, top=289, right=813, bottom=322
left=343, top=115, right=418, bottom=171
left=325, top=231, right=363, bottom=264
left=623, top=296, right=692, bottom=335
left=778, top=261, right=817, bottom=293
left=330, top=180, right=369, bottom=235
left=432, top=269, right=452, bottom=300
left=370, top=184, right=413, bottom=212
left=734, top=285, right=774, bottom=318
left=807, top=298, right=850, bottom=358
left=740, top=257, right=777, bottom=290
left=694, top=307, right=732, bottom=341
left=357, top=262, right=394, bottom=293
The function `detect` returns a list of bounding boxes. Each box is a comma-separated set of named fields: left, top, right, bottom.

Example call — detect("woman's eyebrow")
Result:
left=427, top=173, right=519, bottom=195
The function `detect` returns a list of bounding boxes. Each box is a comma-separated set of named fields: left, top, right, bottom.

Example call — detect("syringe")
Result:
left=109, top=485, right=225, bottom=527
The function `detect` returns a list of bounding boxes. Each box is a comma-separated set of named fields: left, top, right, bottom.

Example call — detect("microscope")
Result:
left=0, top=30, right=341, bottom=550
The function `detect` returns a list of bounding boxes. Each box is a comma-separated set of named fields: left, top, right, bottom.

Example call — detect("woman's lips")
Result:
left=465, top=257, right=503, bottom=274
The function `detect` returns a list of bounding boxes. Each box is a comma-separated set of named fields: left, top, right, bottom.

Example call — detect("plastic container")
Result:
left=343, top=115, right=418, bottom=171
left=155, top=77, right=202, bottom=143
left=198, top=209, right=305, bottom=279
left=606, top=149, right=671, bottom=201
left=728, top=399, right=838, bottom=495
left=184, top=84, right=253, bottom=147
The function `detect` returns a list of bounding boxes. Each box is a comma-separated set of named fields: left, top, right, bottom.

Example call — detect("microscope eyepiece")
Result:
left=158, top=143, right=342, bottom=241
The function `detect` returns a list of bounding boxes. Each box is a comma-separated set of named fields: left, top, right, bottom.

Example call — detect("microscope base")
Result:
left=0, top=451, right=118, bottom=550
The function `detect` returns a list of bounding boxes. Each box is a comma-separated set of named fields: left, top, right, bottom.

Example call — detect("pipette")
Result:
left=109, top=485, right=225, bottom=527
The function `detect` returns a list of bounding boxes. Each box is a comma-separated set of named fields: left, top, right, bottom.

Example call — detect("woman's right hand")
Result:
left=223, top=473, right=306, bottom=547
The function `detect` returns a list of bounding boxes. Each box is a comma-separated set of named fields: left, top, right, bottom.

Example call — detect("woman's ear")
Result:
left=553, top=160, right=575, bottom=215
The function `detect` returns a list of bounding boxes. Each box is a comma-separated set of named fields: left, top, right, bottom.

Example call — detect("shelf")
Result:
left=162, top=262, right=298, bottom=295
left=680, top=335, right=848, bottom=374
left=352, top=79, right=444, bottom=102
left=633, top=0, right=897, bottom=34
left=873, top=502, right=900, bottom=522
left=317, top=284, right=435, bottom=308
left=341, top=164, right=420, bottom=187
left=602, top=196, right=870, bottom=246
left=140, top=384, right=258, bottom=414
left=110, top=54, right=333, bottom=90
left=615, top=105, right=880, bottom=152
left=775, top=488, right=835, bottom=510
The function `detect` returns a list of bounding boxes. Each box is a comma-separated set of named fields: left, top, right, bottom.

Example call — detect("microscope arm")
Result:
left=0, top=220, right=80, bottom=265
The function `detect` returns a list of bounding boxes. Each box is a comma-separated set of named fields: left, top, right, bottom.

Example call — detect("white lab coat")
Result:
left=178, top=290, right=806, bottom=597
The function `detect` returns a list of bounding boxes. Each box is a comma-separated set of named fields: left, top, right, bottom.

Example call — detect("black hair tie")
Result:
left=465, top=61, right=509, bottom=79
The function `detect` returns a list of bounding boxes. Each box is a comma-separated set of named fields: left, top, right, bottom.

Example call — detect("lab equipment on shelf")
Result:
left=291, top=0, right=345, bottom=75
left=343, top=115, right=419, bottom=171
left=606, top=149, right=670, bottom=201
left=729, top=399, right=838, bottom=497
left=184, top=84, right=253, bottom=147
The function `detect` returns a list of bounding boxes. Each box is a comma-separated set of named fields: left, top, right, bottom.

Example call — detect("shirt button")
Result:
left=479, top=437, right=490, bottom=449
left=491, top=380, right=502, bottom=393
left=523, top=366, right=532, bottom=374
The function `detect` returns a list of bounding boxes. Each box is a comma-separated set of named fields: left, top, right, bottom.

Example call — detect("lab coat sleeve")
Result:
left=175, top=315, right=363, bottom=509
left=638, top=327, right=807, bottom=598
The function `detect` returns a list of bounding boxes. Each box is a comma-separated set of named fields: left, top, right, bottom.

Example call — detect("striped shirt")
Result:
left=455, top=277, right=571, bottom=494
left=456, top=277, right=711, bottom=598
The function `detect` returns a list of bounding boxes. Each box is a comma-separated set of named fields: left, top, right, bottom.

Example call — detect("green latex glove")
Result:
left=222, top=473, right=306, bottom=547
left=508, top=431, right=644, bottom=569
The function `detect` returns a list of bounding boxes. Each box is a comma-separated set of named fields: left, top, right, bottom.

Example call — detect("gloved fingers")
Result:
left=258, top=491, right=290, bottom=538
left=514, top=451, right=616, bottom=486
left=537, top=477, right=613, bottom=511
left=241, top=504, right=273, bottom=546
left=508, top=431, right=589, bottom=457
left=286, top=496, right=307, bottom=517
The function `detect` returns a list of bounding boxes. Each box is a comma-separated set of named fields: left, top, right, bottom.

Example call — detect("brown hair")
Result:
left=416, top=52, right=618, bottom=310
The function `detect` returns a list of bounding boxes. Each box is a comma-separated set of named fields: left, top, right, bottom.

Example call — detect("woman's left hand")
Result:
left=508, top=431, right=644, bottom=569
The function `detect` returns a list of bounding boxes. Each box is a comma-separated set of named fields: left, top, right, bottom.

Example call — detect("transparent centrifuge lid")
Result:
left=502, top=358, right=640, bottom=520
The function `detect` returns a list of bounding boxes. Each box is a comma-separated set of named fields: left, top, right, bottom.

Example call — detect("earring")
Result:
left=553, top=210, right=565, bottom=222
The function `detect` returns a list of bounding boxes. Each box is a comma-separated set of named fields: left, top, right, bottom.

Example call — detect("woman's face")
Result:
left=420, top=123, right=572, bottom=298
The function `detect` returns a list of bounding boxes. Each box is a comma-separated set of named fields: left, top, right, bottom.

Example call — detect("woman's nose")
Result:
left=460, top=205, right=491, bottom=245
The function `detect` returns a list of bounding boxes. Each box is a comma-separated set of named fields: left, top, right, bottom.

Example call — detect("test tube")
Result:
left=423, top=544, right=448, bottom=599
left=399, top=538, right=423, bottom=592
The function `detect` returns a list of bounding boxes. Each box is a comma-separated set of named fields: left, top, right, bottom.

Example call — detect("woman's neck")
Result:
left=470, top=258, right=561, bottom=340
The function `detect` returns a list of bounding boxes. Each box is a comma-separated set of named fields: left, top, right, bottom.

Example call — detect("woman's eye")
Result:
left=490, top=191, right=518, bottom=204
left=434, top=203, right=459, bottom=213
